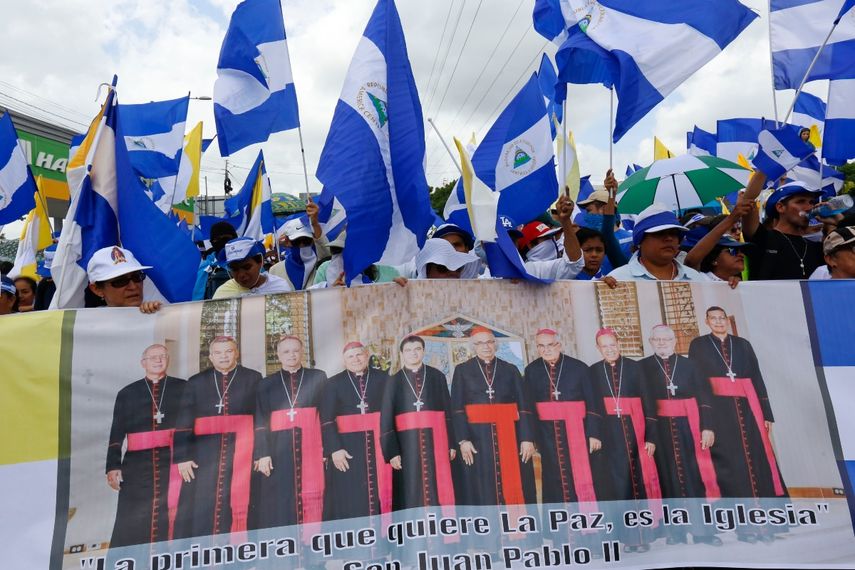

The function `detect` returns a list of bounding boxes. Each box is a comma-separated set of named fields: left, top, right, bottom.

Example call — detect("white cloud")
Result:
left=0, top=0, right=817, bottom=231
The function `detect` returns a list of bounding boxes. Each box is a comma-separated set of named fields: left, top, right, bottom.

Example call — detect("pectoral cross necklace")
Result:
left=279, top=368, right=305, bottom=421
left=478, top=359, right=497, bottom=401
left=401, top=366, right=426, bottom=411
left=709, top=336, right=738, bottom=382
left=543, top=355, right=565, bottom=401
left=603, top=359, right=623, bottom=417
left=655, top=355, right=679, bottom=396
left=145, top=377, right=167, bottom=425
left=347, top=369, right=371, bottom=414
left=213, top=368, right=239, bottom=414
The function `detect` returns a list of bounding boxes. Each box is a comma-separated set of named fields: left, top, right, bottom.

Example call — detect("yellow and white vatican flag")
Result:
left=454, top=137, right=497, bottom=243
left=9, top=179, right=53, bottom=279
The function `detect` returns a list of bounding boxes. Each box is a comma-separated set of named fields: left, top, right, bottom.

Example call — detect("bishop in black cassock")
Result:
left=106, top=344, right=185, bottom=548
left=688, top=307, right=787, bottom=542
left=380, top=336, right=456, bottom=511
left=450, top=327, right=537, bottom=507
left=252, top=336, right=327, bottom=530
left=173, top=337, right=262, bottom=539
left=641, top=325, right=721, bottom=546
left=320, top=342, right=390, bottom=521
left=588, top=329, right=660, bottom=552
left=524, top=329, right=602, bottom=507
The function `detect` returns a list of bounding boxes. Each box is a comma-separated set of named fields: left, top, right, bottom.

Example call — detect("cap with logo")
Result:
left=219, top=237, right=266, bottom=265
left=282, top=218, right=314, bottom=241
left=86, top=246, right=152, bottom=283
left=519, top=221, right=562, bottom=250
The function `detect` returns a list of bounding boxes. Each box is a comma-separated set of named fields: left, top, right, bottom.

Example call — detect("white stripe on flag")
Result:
left=124, top=121, right=185, bottom=158
left=495, top=114, right=553, bottom=192
left=257, top=39, right=294, bottom=92
left=587, top=8, right=720, bottom=96
left=0, top=146, right=29, bottom=198
left=340, top=36, right=418, bottom=265
left=772, top=0, right=855, bottom=51
left=826, top=79, right=855, bottom=120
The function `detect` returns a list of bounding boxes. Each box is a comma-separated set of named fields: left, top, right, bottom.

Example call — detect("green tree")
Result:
left=429, top=178, right=458, bottom=217
left=837, top=162, right=855, bottom=195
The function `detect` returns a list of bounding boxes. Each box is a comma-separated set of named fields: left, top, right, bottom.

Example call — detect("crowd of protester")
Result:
left=0, top=170, right=852, bottom=316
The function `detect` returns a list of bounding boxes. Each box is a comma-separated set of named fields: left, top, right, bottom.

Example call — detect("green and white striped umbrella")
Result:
left=615, top=154, right=751, bottom=214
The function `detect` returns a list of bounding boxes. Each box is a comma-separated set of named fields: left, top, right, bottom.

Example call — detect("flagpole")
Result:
left=296, top=125, right=312, bottom=198
left=190, top=197, right=197, bottom=243
left=608, top=87, right=614, bottom=170
left=782, top=20, right=840, bottom=124
left=767, top=0, right=780, bottom=127
left=562, top=97, right=569, bottom=197
left=427, top=118, right=462, bottom=175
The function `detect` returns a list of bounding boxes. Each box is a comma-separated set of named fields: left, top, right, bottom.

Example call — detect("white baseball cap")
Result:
left=86, top=246, right=152, bottom=283
left=282, top=218, right=314, bottom=241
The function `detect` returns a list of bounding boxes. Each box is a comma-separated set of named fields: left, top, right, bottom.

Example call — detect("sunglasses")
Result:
left=724, top=247, right=742, bottom=257
left=106, top=271, right=146, bottom=288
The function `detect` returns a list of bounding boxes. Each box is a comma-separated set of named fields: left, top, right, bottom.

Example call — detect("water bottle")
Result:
left=810, top=194, right=854, bottom=218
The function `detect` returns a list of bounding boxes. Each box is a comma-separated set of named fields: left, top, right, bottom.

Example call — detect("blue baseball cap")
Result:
left=681, top=225, right=752, bottom=250
left=432, top=223, right=475, bottom=250
left=764, top=181, right=822, bottom=219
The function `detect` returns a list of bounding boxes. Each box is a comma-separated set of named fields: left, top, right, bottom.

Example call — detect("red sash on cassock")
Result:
left=656, top=399, right=721, bottom=499
left=709, top=377, right=785, bottom=496
left=126, top=429, right=183, bottom=540
left=395, top=411, right=456, bottom=515
left=194, top=415, right=254, bottom=534
left=535, top=401, right=597, bottom=510
left=604, top=397, right=663, bottom=518
left=336, top=412, right=393, bottom=523
left=270, top=407, right=324, bottom=541
left=464, top=403, right=525, bottom=506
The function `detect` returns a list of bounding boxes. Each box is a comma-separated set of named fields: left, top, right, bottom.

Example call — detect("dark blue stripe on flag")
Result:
left=805, top=281, right=855, bottom=366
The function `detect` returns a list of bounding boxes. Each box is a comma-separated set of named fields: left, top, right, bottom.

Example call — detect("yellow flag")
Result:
left=809, top=125, right=822, bottom=148
left=554, top=115, right=581, bottom=200
left=654, top=137, right=675, bottom=160
left=184, top=121, right=203, bottom=198
left=10, top=178, right=53, bottom=278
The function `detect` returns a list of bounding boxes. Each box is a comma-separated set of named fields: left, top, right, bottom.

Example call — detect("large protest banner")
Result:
left=1, top=280, right=854, bottom=569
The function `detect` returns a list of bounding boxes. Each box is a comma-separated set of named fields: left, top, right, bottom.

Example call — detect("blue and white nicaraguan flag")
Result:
left=823, top=78, right=855, bottom=166
left=51, top=77, right=200, bottom=308
left=715, top=118, right=778, bottom=163
left=214, top=0, right=300, bottom=156
left=752, top=126, right=816, bottom=181
left=316, top=0, right=435, bottom=284
left=770, top=0, right=855, bottom=89
left=0, top=112, right=38, bottom=224
left=792, top=91, right=827, bottom=136
left=223, top=150, right=274, bottom=240
left=687, top=126, right=718, bottom=157
left=533, top=0, right=757, bottom=141
left=444, top=73, right=557, bottom=233
left=118, top=95, right=189, bottom=179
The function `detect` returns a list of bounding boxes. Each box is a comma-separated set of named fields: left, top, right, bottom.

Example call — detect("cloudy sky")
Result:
left=0, top=0, right=827, bottom=206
